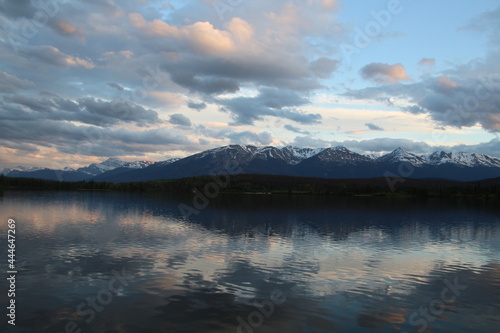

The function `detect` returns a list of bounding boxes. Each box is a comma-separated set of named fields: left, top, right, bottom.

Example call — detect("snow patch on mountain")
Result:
left=1, top=166, right=45, bottom=176
left=377, top=148, right=429, bottom=167
left=425, top=151, right=500, bottom=167
left=77, top=158, right=153, bottom=176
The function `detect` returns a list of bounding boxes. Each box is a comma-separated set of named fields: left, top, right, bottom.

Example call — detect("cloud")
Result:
left=0, top=72, right=35, bottom=93
left=1, top=94, right=161, bottom=127
left=449, top=138, right=500, bottom=157
left=51, top=21, right=85, bottom=37
left=286, top=136, right=500, bottom=158
left=21, top=46, right=95, bottom=69
left=188, top=101, right=207, bottom=111
left=145, top=91, right=184, bottom=106
left=0, top=118, right=193, bottom=158
left=169, top=113, right=192, bottom=127
left=0, top=0, right=35, bottom=19
left=435, top=76, right=459, bottom=92
left=309, top=57, right=340, bottom=78
left=107, top=82, right=125, bottom=91
left=321, top=0, right=341, bottom=11
left=194, top=124, right=274, bottom=147
left=218, top=90, right=321, bottom=126
left=332, top=138, right=433, bottom=154
left=284, top=124, right=311, bottom=135
left=344, top=71, right=500, bottom=131
left=418, top=58, right=436, bottom=71
left=290, top=136, right=330, bottom=148
left=129, top=13, right=236, bottom=55
left=365, top=123, right=384, bottom=131
left=360, top=63, right=411, bottom=83
left=227, top=131, right=273, bottom=145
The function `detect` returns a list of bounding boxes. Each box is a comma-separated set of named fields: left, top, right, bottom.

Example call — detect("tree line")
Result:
left=1, top=174, right=499, bottom=199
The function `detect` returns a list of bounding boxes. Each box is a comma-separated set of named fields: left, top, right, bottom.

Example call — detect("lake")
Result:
left=0, top=191, right=499, bottom=332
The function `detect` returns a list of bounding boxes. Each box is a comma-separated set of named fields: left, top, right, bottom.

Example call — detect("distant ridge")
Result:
left=4, top=145, right=500, bottom=182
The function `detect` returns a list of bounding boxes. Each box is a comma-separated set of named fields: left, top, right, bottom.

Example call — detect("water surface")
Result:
left=0, top=191, right=499, bottom=332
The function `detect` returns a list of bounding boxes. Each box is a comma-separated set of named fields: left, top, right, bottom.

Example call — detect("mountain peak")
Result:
left=377, top=148, right=427, bottom=166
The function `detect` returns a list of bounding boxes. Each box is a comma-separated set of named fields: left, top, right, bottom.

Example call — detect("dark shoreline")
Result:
left=1, top=174, right=500, bottom=199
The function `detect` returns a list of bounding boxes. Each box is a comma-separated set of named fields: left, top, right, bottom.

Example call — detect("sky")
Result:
left=1, top=0, right=500, bottom=169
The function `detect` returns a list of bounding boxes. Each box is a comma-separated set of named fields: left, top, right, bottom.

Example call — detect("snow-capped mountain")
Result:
left=4, top=145, right=500, bottom=182
left=316, top=146, right=375, bottom=164
left=377, top=148, right=429, bottom=167
left=77, top=157, right=153, bottom=176
left=1, top=166, right=45, bottom=175
left=280, top=146, right=326, bottom=165
left=2, top=157, right=155, bottom=181
left=154, top=158, right=181, bottom=166
left=425, top=151, right=500, bottom=168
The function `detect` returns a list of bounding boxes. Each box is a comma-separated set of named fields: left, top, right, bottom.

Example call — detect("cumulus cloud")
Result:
left=188, top=101, right=207, bottom=111
left=333, top=138, right=433, bottom=154
left=290, top=136, right=331, bottom=148
left=194, top=124, right=274, bottom=147
left=1, top=0, right=498, bottom=167
left=435, top=76, right=459, bottom=92
left=344, top=71, right=500, bottom=131
left=227, top=131, right=273, bottom=145
left=309, top=57, right=340, bottom=78
left=285, top=136, right=500, bottom=158
left=360, top=63, right=411, bottom=83
left=365, top=123, right=384, bottom=131
left=169, top=113, right=192, bottom=127
left=129, top=13, right=237, bottom=55
left=218, top=87, right=321, bottom=126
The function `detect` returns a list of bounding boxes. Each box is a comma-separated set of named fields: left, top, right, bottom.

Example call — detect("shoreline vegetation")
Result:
left=1, top=174, right=500, bottom=199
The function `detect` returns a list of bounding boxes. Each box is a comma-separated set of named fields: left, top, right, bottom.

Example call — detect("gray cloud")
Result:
left=0, top=0, right=35, bottom=19
left=2, top=94, right=161, bottom=127
left=334, top=138, right=433, bottom=154
left=284, top=124, right=311, bottom=135
left=187, top=100, right=207, bottom=111
left=309, top=57, right=340, bottom=79
left=107, top=82, right=125, bottom=91
left=345, top=73, right=500, bottom=131
left=290, top=136, right=331, bottom=148
left=227, top=131, right=273, bottom=146
left=0, top=71, right=35, bottom=92
left=0, top=118, right=192, bottom=157
left=50, top=20, right=85, bottom=37
left=19, top=45, right=95, bottom=69
left=169, top=113, right=192, bottom=127
left=217, top=87, right=320, bottom=126
left=365, top=123, right=384, bottom=131
left=194, top=124, right=274, bottom=147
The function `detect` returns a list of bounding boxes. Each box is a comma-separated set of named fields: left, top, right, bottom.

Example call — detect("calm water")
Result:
left=0, top=191, right=499, bottom=333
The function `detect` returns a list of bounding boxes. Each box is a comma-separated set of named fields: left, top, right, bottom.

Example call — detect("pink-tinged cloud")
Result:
left=52, top=21, right=84, bottom=37
left=322, top=0, right=341, bottom=11
left=360, top=63, right=411, bottom=83
left=436, top=76, right=459, bottom=92
left=128, top=13, right=239, bottom=55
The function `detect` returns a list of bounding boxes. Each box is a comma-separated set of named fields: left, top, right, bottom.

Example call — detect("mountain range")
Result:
left=3, top=145, right=500, bottom=182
